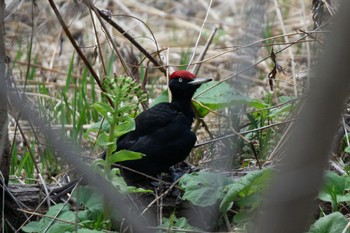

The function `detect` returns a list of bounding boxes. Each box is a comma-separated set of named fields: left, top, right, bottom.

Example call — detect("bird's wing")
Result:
left=117, top=103, right=191, bottom=149
left=135, top=103, right=184, bottom=132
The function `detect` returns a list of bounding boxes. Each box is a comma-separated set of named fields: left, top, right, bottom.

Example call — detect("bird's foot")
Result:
left=169, top=161, right=196, bottom=182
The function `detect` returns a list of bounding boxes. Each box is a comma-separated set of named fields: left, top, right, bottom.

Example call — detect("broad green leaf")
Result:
left=96, top=133, right=114, bottom=147
left=72, top=186, right=103, bottom=212
left=279, top=95, right=296, bottom=103
left=160, top=216, right=201, bottom=233
left=108, top=169, right=129, bottom=193
left=220, top=169, right=270, bottom=212
left=114, top=116, right=135, bottom=137
left=319, top=171, right=350, bottom=206
left=87, top=120, right=110, bottom=133
left=336, top=192, right=350, bottom=202
left=91, top=158, right=107, bottom=168
left=345, top=146, right=350, bottom=153
left=307, top=212, right=348, bottom=233
left=72, top=186, right=103, bottom=220
left=150, top=90, right=170, bottom=106
left=77, top=229, right=105, bottom=233
left=127, top=185, right=153, bottom=193
left=248, top=99, right=270, bottom=109
left=193, top=82, right=252, bottom=117
left=233, top=211, right=251, bottom=226
left=22, top=222, right=42, bottom=233
left=87, top=117, right=134, bottom=143
left=179, top=172, right=233, bottom=207
left=268, top=96, right=296, bottom=118
left=268, top=104, right=292, bottom=118
left=45, top=211, right=76, bottom=233
left=107, top=150, right=143, bottom=163
left=22, top=204, right=75, bottom=233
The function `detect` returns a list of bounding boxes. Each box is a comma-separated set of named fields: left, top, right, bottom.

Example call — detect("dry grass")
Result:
left=5, top=0, right=316, bottom=89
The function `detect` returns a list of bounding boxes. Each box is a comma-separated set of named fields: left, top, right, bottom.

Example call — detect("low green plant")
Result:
left=158, top=214, right=201, bottom=233
left=180, top=171, right=233, bottom=207
left=245, top=94, right=296, bottom=160
left=87, top=75, right=147, bottom=172
left=307, top=171, right=350, bottom=232
left=23, top=75, right=151, bottom=232
left=87, top=75, right=149, bottom=222
left=179, top=169, right=271, bottom=228
left=318, top=171, right=350, bottom=212
left=11, top=142, right=35, bottom=184
left=22, top=187, right=106, bottom=233
left=307, top=212, right=349, bottom=233
left=220, top=169, right=271, bottom=226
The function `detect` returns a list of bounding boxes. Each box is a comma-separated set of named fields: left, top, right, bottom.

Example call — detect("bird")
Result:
left=50, top=71, right=212, bottom=200
left=110, top=70, right=212, bottom=183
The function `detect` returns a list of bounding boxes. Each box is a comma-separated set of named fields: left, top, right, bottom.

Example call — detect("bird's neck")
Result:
left=171, top=98, right=195, bottom=121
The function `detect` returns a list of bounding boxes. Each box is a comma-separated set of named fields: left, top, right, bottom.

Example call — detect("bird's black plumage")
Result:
left=112, top=71, right=212, bottom=182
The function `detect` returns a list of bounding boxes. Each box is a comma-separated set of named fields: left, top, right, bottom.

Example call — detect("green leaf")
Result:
left=72, top=186, right=104, bottom=220
left=220, top=169, right=270, bottom=212
left=107, top=150, right=143, bottom=163
left=91, top=158, right=107, bottom=168
left=179, top=172, right=233, bottom=207
left=77, top=229, right=105, bottom=233
left=22, top=204, right=75, bottom=233
left=248, top=99, right=270, bottom=109
left=114, top=116, right=135, bottom=137
left=336, top=192, right=350, bottom=202
left=193, top=82, right=252, bottom=117
left=268, top=103, right=292, bottom=118
left=127, top=185, right=153, bottom=193
left=45, top=211, right=76, bottom=233
left=319, top=171, right=350, bottom=207
left=345, top=146, right=350, bottom=153
left=108, top=169, right=129, bottom=193
left=22, top=221, right=42, bottom=232
left=92, top=102, right=112, bottom=119
left=87, top=120, right=110, bottom=133
left=96, top=133, right=114, bottom=147
left=279, top=95, right=296, bottom=103
left=307, top=212, right=348, bottom=233
left=160, top=215, right=201, bottom=233
left=150, top=90, right=170, bottom=106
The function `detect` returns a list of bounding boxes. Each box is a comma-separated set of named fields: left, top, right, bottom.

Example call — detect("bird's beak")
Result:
left=188, top=78, right=212, bottom=86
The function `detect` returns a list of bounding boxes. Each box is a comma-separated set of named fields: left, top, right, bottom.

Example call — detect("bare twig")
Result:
left=94, top=6, right=166, bottom=75
left=191, top=25, right=219, bottom=75
left=47, top=0, right=113, bottom=107
left=188, top=0, right=213, bottom=69
left=195, top=119, right=296, bottom=148
left=88, top=3, right=134, bottom=79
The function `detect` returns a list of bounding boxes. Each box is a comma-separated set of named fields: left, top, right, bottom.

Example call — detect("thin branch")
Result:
left=88, top=3, right=134, bottom=79
left=94, top=7, right=166, bottom=75
left=188, top=0, right=213, bottom=69
left=195, top=119, right=296, bottom=148
left=47, top=0, right=113, bottom=107
left=191, top=25, right=219, bottom=75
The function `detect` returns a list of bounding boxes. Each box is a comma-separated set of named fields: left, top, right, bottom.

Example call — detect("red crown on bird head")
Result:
left=169, top=70, right=196, bottom=80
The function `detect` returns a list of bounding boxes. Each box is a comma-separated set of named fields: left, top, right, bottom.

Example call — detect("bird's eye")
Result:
left=178, top=78, right=183, bottom=82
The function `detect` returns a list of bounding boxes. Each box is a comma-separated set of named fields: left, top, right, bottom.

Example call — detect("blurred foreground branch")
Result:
left=255, top=1, right=350, bottom=232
